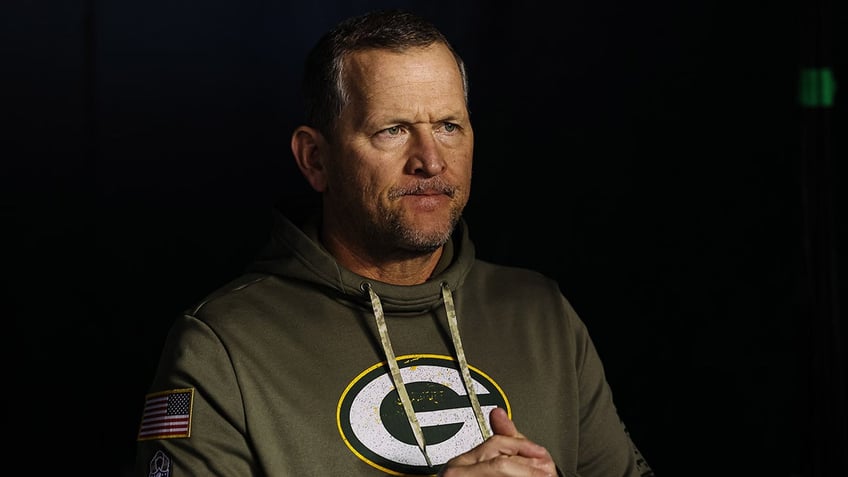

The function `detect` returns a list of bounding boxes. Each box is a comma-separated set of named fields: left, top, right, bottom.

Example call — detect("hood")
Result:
left=247, top=209, right=476, bottom=314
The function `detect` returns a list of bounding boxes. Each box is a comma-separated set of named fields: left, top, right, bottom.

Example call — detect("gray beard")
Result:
left=373, top=205, right=460, bottom=256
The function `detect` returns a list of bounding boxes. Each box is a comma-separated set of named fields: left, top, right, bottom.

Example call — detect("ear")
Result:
left=291, top=125, right=329, bottom=192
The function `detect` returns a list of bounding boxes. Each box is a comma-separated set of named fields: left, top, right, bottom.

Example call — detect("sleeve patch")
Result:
left=137, top=388, right=195, bottom=441
left=147, top=450, right=172, bottom=477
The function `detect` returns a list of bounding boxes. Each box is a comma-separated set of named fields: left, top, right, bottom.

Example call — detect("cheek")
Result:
left=448, top=141, right=473, bottom=165
left=452, top=152, right=474, bottom=184
left=336, top=164, right=385, bottom=199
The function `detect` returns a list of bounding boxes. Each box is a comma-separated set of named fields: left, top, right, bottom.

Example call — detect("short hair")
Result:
left=301, top=9, right=469, bottom=140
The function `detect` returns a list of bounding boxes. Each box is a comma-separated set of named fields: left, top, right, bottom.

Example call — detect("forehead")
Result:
left=341, top=44, right=465, bottom=106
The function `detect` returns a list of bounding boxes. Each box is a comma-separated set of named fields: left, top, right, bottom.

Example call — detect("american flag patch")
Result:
left=137, top=388, right=194, bottom=441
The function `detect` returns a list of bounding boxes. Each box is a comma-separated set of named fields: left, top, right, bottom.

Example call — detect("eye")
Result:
left=373, top=125, right=408, bottom=146
left=443, top=122, right=458, bottom=133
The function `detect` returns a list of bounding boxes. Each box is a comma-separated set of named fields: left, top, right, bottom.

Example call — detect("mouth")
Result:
left=400, top=193, right=450, bottom=211
left=411, top=189, right=448, bottom=197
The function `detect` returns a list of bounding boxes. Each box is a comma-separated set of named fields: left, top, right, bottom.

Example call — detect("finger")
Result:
left=490, top=434, right=552, bottom=460
left=443, top=435, right=538, bottom=465
left=476, top=454, right=557, bottom=476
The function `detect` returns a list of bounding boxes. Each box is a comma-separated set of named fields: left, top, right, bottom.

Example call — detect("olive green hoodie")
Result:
left=134, top=210, right=653, bottom=477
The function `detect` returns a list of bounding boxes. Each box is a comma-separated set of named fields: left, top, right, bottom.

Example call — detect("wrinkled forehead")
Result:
left=341, top=44, right=464, bottom=102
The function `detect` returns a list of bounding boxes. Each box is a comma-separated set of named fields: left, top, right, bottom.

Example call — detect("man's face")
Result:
left=324, top=43, right=473, bottom=255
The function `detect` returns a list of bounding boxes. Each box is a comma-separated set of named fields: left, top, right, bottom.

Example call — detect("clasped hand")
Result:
left=437, top=407, right=557, bottom=477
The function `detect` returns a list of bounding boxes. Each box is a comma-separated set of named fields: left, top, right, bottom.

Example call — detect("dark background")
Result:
left=4, top=1, right=846, bottom=476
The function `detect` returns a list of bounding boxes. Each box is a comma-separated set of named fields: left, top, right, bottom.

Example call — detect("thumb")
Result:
left=489, top=407, right=523, bottom=438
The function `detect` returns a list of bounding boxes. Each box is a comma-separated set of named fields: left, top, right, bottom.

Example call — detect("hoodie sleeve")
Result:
left=134, top=314, right=259, bottom=476
left=567, top=300, right=655, bottom=477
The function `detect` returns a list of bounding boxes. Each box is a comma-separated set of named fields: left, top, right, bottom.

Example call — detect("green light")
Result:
left=799, top=68, right=837, bottom=108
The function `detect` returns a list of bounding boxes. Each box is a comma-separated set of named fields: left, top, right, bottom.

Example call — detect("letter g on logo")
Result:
left=337, top=354, right=509, bottom=475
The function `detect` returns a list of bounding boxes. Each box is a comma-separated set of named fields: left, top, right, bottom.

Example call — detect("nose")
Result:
left=405, top=131, right=446, bottom=176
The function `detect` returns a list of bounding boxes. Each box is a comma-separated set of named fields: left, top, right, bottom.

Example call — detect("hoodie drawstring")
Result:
left=363, top=282, right=490, bottom=468
left=365, top=283, right=433, bottom=467
left=440, top=282, right=491, bottom=442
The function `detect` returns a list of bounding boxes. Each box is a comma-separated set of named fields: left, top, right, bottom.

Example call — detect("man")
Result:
left=134, top=9, right=654, bottom=476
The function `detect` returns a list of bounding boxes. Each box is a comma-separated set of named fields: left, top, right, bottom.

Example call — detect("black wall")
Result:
left=5, top=1, right=846, bottom=475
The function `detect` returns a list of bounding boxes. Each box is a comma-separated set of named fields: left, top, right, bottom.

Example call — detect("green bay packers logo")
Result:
left=337, top=354, right=509, bottom=475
